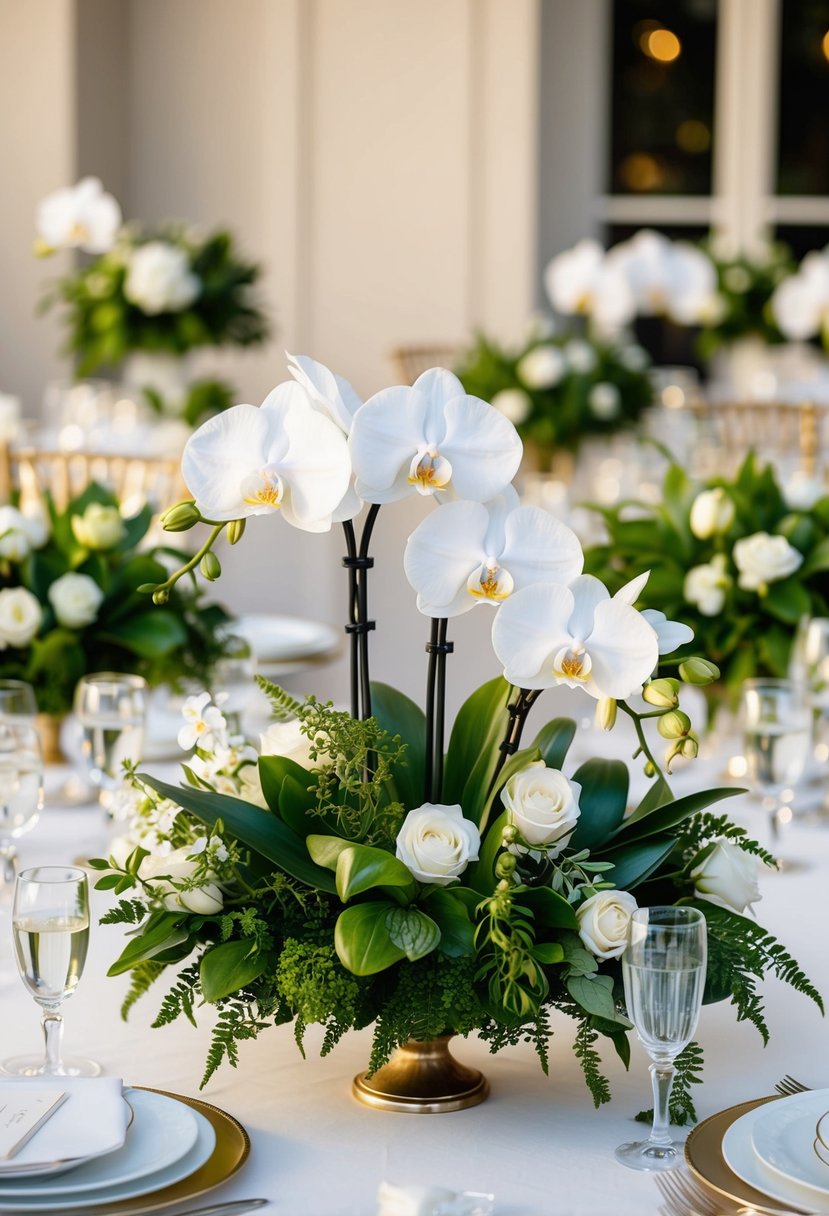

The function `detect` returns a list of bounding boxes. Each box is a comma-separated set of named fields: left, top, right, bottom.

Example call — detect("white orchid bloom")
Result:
left=611, top=571, right=694, bottom=654
left=182, top=381, right=350, bottom=531
left=772, top=254, right=829, bottom=340
left=608, top=231, right=716, bottom=323
left=404, top=486, right=584, bottom=618
left=349, top=368, right=522, bottom=504
left=36, top=176, right=122, bottom=254
left=544, top=239, right=636, bottom=331
left=491, top=574, right=659, bottom=700
left=178, top=692, right=228, bottom=753
left=286, top=351, right=362, bottom=521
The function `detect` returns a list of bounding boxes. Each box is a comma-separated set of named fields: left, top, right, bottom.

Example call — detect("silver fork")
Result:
left=775, top=1075, right=811, bottom=1097
left=655, top=1168, right=808, bottom=1216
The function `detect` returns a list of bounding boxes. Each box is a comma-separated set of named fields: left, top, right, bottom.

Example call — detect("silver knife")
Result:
left=75, top=1201, right=270, bottom=1216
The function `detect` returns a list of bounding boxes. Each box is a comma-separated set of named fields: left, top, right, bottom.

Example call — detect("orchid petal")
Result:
left=182, top=405, right=271, bottom=519
left=613, top=571, right=650, bottom=607
left=482, top=486, right=521, bottom=554
left=272, top=391, right=352, bottom=529
left=332, top=483, right=363, bottom=522
left=491, top=583, right=574, bottom=688
left=287, top=352, right=362, bottom=434
left=404, top=501, right=489, bottom=617
left=584, top=600, right=659, bottom=699
left=566, top=575, right=610, bottom=641
left=641, top=608, right=694, bottom=654
left=502, top=507, right=584, bottom=591
left=349, top=386, right=431, bottom=502
left=441, top=397, right=523, bottom=501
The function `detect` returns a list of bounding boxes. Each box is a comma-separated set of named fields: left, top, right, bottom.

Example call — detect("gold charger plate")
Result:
left=92, top=1086, right=250, bottom=1215
left=685, top=1093, right=814, bottom=1215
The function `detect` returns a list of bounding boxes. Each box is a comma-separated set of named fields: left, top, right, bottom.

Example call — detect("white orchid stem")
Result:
left=618, top=700, right=665, bottom=777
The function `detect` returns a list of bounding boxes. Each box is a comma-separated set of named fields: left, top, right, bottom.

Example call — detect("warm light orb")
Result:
left=676, top=119, right=711, bottom=153
left=822, top=29, right=829, bottom=60
left=620, top=152, right=663, bottom=192
left=644, top=27, right=682, bottom=62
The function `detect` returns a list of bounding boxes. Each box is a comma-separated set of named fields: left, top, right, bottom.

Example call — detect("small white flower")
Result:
left=48, top=572, right=104, bottom=629
left=517, top=345, right=566, bottom=389
left=36, top=177, right=121, bottom=254
left=189, top=837, right=208, bottom=856
left=785, top=472, right=826, bottom=511
left=178, top=692, right=228, bottom=752
left=588, top=382, right=621, bottom=420
left=491, top=388, right=533, bottom=425
left=733, top=532, right=803, bottom=592
left=0, top=588, right=42, bottom=649
left=689, top=488, right=735, bottom=540
left=0, top=506, right=32, bottom=561
left=71, top=503, right=125, bottom=550
left=576, top=889, right=638, bottom=960
left=124, top=241, right=201, bottom=315
left=395, top=803, right=480, bottom=886
left=690, top=839, right=761, bottom=913
left=684, top=555, right=731, bottom=616
left=501, top=760, right=581, bottom=855
left=563, top=339, right=597, bottom=375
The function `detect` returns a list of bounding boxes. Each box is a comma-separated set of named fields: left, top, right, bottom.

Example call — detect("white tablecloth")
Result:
left=1, top=761, right=826, bottom=1216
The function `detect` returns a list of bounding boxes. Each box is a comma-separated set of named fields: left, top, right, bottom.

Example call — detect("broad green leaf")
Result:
left=530, top=718, right=577, bottom=771
left=566, top=973, right=623, bottom=1022
left=624, top=774, right=673, bottom=825
left=532, top=942, right=565, bottom=965
left=334, top=901, right=406, bottom=975
left=521, top=885, right=579, bottom=931
left=763, top=577, right=811, bottom=626
left=99, top=610, right=186, bottom=658
left=200, top=938, right=269, bottom=1002
left=369, top=681, right=426, bottom=808
left=465, top=809, right=509, bottom=894
left=118, top=504, right=153, bottom=552
left=306, top=835, right=350, bottom=870
left=258, top=754, right=313, bottom=815
left=443, top=677, right=513, bottom=818
left=568, top=759, right=629, bottom=852
left=423, top=888, right=475, bottom=957
left=143, top=776, right=337, bottom=893
left=385, top=906, right=441, bottom=960
left=106, top=911, right=189, bottom=976
left=610, top=786, right=739, bottom=844
left=335, top=844, right=417, bottom=902
left=801, top=535, right=829, bottom=577
left=602, top=837, right=677, bottom=889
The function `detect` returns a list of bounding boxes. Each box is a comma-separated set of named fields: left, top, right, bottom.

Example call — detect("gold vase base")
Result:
left=352, top=1037, right=489, bottom=1113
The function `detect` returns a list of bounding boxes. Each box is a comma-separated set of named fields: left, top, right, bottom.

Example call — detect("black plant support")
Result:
left=342, top=505, right=381, bottom=721
left=487, top=687, right=542, bottom=798
left=424, top=617, right=453, bottom=802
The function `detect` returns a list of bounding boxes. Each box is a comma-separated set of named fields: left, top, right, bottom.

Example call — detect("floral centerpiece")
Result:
left=583, top=453, right=829, bottom=703
left=455, top=329, right=652, bottom=463
left=94, top=357, right=819, bottom=1116
left=0, top=483, right=231, bottom=715
left=35, top=177, right=269, bottom=427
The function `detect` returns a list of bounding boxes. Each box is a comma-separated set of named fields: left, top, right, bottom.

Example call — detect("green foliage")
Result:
left=636, top=1041, right=705, bottom=1126
left=573, top=1018, right=612, bottom=1109
left=276, top=939, right=365, bottom=1056
left=696, top=240, right=793, bottom=357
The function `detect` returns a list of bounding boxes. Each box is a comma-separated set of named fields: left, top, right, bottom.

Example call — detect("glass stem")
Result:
left=41, top=1012, right=64, bottom=1075
left=762, top=795, right=780, bottom=840
left=649, top=1061, right=674, bottom=1145
left=0, top=844, right=15, bottom=887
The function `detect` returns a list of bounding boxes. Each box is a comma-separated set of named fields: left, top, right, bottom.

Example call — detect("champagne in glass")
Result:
left=2, top=866, right=100, bottom=1077
left=741, top=678, right=811, bottom=840
left=616, top=905, right=707, bottom=1171
left=74, top=673, right=147, bottom=807
left=0, top=723, right=43, bottom=885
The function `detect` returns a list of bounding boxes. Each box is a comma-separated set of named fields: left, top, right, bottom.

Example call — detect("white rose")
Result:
left=689, top=488, right=735, bottom=539
left=124, top=241, right=201, bottom=315
left=501, top=760, right=581, bottom=855
left=260, top=719, right=315, bottom=769
left=48, top=572, right=104, bottom=629
left=785, top=472, right=826, bottom=511
left=588, top=382, right=621, bottom=420
left=491, top=388, right=532, bottom=425
left=733, top=531, right=803, bottom=591
left=684, top=555, right=730, bottom=616
left=577, top=889, right=638, bottom=960
left=395, top=803, right=480, bottom=886
left=71, top=503, right=125, bottom=550
left=0, top=506, right=32, bottom=561
left=563, top=339, right=597, bottom=374
left=139, top=846, right=224, bottom=914
left=517, top=345, right=566, bottom=389
left=0, top=587, right=42, bottom=649
left=690, top=839, right=761, bottom=913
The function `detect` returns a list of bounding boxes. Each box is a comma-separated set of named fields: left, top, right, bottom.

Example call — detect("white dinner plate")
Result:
left=751, top=1089, right=829, bottom=1200
left=0, top=1095, right=215, bottom=1211
left=232, top=614, right=340, bottom=663
left=722, top=1095, right=829, bottom=1212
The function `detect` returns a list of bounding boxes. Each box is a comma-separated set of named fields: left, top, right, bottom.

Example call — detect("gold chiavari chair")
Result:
left=0, top=442, right=186, bottom=513
left=687, top=399, right=828, bottom=478
left=389, top=345, right=464, bottom=385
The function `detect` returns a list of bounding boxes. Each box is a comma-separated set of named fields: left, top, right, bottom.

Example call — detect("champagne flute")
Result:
left=0, top=723, right=43, bottom=886
left=741, top=678, right=811, bottom=840
left=74, top=673, right=147, bottom=809
left=789, top=617, right=829, bottom=778
left=616, top=905, right=707, bottom=1171
left=2, top=866, right=100, bottom=1077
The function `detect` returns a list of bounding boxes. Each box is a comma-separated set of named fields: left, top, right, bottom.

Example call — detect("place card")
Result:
left=0, top=1089, right=67, bottom=1160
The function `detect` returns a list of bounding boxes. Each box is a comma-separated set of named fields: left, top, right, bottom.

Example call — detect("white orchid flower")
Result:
left=491, top=574, right=659, bottom=700
left=349, top=368, right=522, bottom=504
left=182, top=381, right=351, bottom=531
left=544, top=239, right=636, bottom=331
left=611, top=571, right=694, bottom=654
left=404, top=486, right=584, bottom=618
left=286, top=351, right=362, bottom=521
left=36, top=177, right=121, bottom=254
left=772, top=254, right=829, bottom=340
left=608, top=231, right=716, bottom=324
left=178, top=692, right=228, bottom=753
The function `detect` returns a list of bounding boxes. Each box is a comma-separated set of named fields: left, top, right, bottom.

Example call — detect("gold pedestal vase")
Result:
left=352, top=1035, right=489, bottom=1113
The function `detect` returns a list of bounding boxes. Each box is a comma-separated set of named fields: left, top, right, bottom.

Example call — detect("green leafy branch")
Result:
left=635, top=1041, right=704, bottom=1126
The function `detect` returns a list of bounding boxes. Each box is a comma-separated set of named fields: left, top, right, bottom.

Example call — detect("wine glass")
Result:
left=0, top=723, right=43, bottom=885
left=74, top=673, right=147, bottom=809
left=789, top=617, right=829, bottom=778
left=2, top=866, right=100, bottom=1077
left=0, top=679, right=37, bottom=723
left=741, top=678, right=812, bottom=840
left=616, top=905, right=707, bottom=1171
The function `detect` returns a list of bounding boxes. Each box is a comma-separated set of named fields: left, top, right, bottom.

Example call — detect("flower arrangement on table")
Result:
left=455, top=330, right=652, bottom=461
left=0, top=483, right=231, bottom=715
left=771, top=244, right=829, bottom=349
left=695, top=241, right=793, bottom=361
left=35, top=177, right=269, bottom=427
left=93, top=355, right=819, bottom=1117
left=583, top=453, right=829, bottom=704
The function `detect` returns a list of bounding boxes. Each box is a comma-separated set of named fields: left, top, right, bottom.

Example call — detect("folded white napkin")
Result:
left=0, top=1077, right=129, bottom=1167
left=377, top=1182, right=494, bottom=1216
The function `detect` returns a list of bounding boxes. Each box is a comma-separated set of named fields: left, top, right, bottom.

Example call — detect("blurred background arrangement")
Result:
left=3, top=0, right=829, bottom=716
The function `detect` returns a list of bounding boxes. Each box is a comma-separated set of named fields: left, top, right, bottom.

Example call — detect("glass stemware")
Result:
left=74, top=673, right=148, bottom=809
left=2, top=866, right=100, bottom=1077
left=789, top=616, right=829, bottom=779
left=741, top=678, right=811, bottom=840
left=0, top=679, right=38, bottom=724
left=616, top=905, right=707, bottom=1172
left=0, top=723, right=43, bottom=887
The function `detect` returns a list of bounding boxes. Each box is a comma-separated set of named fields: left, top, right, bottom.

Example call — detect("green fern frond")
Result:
left=101, top=898, right=148, bottom=926
left=573, top=1018, right=611, bottom=1108
left=121, top=960, right=164, bottom=1019
left=635, top=1041, right=704, bottom=1126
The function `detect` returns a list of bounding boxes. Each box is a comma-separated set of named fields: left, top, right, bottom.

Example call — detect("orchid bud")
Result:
left=596, top=697, right=617, bottom=731
left=200, top=552, right=221, bottom=581
left=643, top=760, right=657, bottom=777
left=642, top=678, right=680, bottom=709
left=678, top=657, right=720, bottom=686
left=501, top=824, right=519, bottom=846
left=689, top=487, right=735, bottom=539
left=680, top=733, right=700, bottom=760
left=152, top=587, right=170, bottom=605
left=161, top=500, right=201, bottom=532
left=227, top=518, right=246, bottom=545
left=495, top=853, right=517, bottom=878
left=657, top=710, right=691, bottom=740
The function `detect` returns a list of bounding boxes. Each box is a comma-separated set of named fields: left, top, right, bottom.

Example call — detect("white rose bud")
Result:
left=0, top=506, right=32, bottom=561
left=48, top=572, right=104, bottom=629
left=491, top=388, right=532, bottom=425
left=690, top=839, right=761, bottom=913
left=260, top=719, right=315, bottom=769
left=71, top=503, right=125, bottom=550
left=689, top=488, right=735, bottom=539
left=500, top=760, right=581, bottom=855
left=395, top=803, right=480, bottom=886
left=576, top=889, right=638, bottom=960
left=139, top=846, right=224, bottom=914
left=124, top=241, right=201, bottom=315
left=0, top=587, right=42, bottom=649
left=684, top=554, right=731, bottom=616
left=516, top=344, right=566, bottom=389
left=733, top=531, right=803, bottom=592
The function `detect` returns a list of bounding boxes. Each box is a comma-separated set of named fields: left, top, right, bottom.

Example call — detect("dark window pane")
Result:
left=777, top=0, right=829, bottom=195
left=610, top=0, right=718, bottom=196
left=775, top=225, right=829, bottom=259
